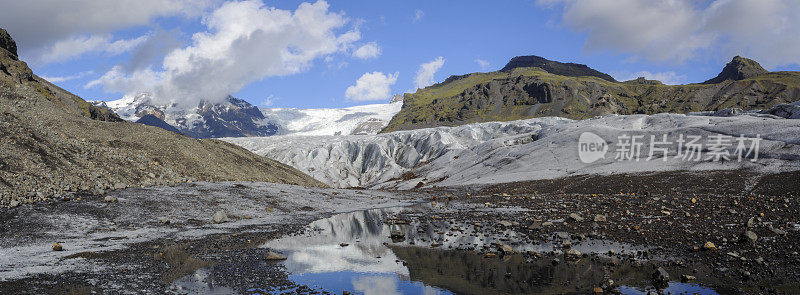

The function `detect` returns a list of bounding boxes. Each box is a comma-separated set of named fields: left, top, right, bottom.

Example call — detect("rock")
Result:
left=104, top=196, right=118, bottom=203
left=390, top=230, right=405, bottom=239
left=484, top=253, right=497, bottom=258
left=9, top=200, right=20, bottom=208
left=681, top=274, right=696, bottom=282
left=556, top=232, right=570, bottom=240
left=746, top=217, right=755, bottom=228
left=541, top=221, right=554, bottom=227
left=702, top=241, right=717, bottom=251
left=593, top=214, right=607, bottom=222
left=339, top=243, right=349, bottom=247
left=499, top=244, right=515, bottom=254
left=212, top=210, right=228, bottom=223
left=741, top=231, right=757, bottom=244
left=593, top=286, right=604, bottom=293
left=769, top=226, right=787, bottom=236
left=265, top=251, right=287, bottom=261
left=160, top=217, right=170, bottom=225
left=564, top=249, right=582, bottom=259
left=498, top=220, right=513, bottom=227
left=52, top=243, right=63, bottom=251
left=652, top=267, right=670, bottom=288
left=568, top=213, right=584, bottom=222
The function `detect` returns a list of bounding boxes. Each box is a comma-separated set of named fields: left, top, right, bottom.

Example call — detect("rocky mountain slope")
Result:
left=383, top=55, right=800, bottom=132
left=94, top=94, right=279, bottom=138
left=0, top=28, right=323, bottom=205
left=225, top=110, right=800, bottom=189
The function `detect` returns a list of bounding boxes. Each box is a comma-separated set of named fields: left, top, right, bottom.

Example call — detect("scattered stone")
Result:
left=564, top=249, right=582, bottom=259
left=541, top=221, right=554, bottom=227
left=681, top=274, right=696, bottom=282
left=103, top=196, right=118, bottom=203
left=568, top=213, right=584, bottom=222
left=593, top=214, right=607, bottom=222
left=769, top=226, right=787, bottom=236
left=593, top=286, right=604, bottom=293
left=702, top=242, right=717, bottom=251
left=499, top=244, right=515, bottom=254
left=746, top=217, right=755, bottom=228
left=498, top=220, right=513, bottom=227
left=339, top=243, right=349, bottom=247
left=484, top=253, right=497, bottom=258
left=556, top=232, right=570, bottom=240
left=741, top=231, right=757, bottom=244
left=212, top=210, right=228, bottom=223
left=159, top=217, right=170, bottom=225
left=265, top=251, right=287, bottom=261
left=652, top=267, right=670, bottom=288
left=9, top=200, right=20, bottom=208
left=52, top=243, right=63, bottom=251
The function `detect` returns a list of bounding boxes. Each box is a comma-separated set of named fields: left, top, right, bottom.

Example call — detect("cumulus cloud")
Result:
left=345, top=71, right=398, bottom=101
left=539, top=0, right=800, bottom=67
left=413, top=56, right=445, bottom=90
left=475, top=59, right=491, bottom=71
left=87, top=0, right=361, bottom=108
left=41, top=71, right=95, bottom=83
left=612, top=71, right=687, bottom=85
left=0, top=0, right=215, bottom=61
left=413, top=9, right=424, bottom=23
left=352, top=42, right=381, bottom=59
left=37, top=34, right=149, bottom=64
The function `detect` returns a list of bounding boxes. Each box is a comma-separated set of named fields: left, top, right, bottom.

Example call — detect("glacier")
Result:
left=223, top=112, right=800, bottom=189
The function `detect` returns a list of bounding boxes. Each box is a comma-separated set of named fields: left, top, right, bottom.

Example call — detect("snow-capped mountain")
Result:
left=260, top=100, right=403, bottom=136
left=92, top=94, right=279, bottom=138
left=91, top=94, right=404, bottom=138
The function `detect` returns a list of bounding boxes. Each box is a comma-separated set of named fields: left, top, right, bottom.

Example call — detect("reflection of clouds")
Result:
left=280, top=244, right=406, bottom=275
left=352, top=275, right=401, bottom=295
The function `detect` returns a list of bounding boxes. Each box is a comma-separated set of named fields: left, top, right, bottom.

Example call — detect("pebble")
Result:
left=52, top=243, right=63, bottom=251
left=702, top=241, right=717, bottom=251
left=681, top=274, right=696, bottom=282
left=593, top=214, right=607, bottom=222
left=568, top=213, right=584, bottom=222
left=9, top=200, right=20, bottom=208
left=741, top=231, right=757, bottom=244
left=103, top=196, right=118, bottom=203
left=213, top=210, right=228, bottom=223
left=265, top=251, right=287, bottom=260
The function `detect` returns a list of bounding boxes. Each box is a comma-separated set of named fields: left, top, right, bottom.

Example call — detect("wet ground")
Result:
left=0, top=171, right=798, bottom=294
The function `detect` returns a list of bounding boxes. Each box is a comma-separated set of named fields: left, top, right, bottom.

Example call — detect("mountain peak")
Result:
left=703, top=56, right=768, bottom=84
left=500, top=55, right=617, bottom=82
left=0, top=27, right=17, bottom=57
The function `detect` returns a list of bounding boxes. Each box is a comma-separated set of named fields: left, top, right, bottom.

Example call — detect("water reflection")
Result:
left=259, top=204, right=719, bottom=294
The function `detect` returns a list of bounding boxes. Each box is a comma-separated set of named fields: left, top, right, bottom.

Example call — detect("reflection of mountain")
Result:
left=392, top=246, right=631, bottom=295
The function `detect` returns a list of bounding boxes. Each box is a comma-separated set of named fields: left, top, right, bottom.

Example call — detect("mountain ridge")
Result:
left=382, top=55, right=800, bottom=132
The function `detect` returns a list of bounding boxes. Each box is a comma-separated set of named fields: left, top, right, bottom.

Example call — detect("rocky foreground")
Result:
left=0, top=170, right=797, bottom=294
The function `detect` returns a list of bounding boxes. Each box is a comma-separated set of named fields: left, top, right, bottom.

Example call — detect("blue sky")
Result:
left=2, top=0, right=799, bottom=109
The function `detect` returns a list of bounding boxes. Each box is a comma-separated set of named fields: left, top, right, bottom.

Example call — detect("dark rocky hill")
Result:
left=0, top=27, right=324, bottom=205
left=383, top=55, right=800, bottom=132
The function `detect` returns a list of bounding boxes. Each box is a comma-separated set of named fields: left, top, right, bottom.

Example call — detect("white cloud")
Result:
left=613, top=71, right=687, bottom=85
left=475, top=59, right=490, bottom=71
left=0, top=0, right=215, bottom=58
left=413, top=56, right=445, bottom=90
left=37, top=34, right=149, bottom=64
left=41, top=70, right=94, bottom=83
left=353, top=42, right=381, bottom=59
left=413, top=9, right=424, bottom=23
left=88, top=0, right=361, bottom=108
left=351, top=276, right=401, bottom=295
left=539, top=0, right=800, bottom=67
left=345, top=71, right=398, bottom=101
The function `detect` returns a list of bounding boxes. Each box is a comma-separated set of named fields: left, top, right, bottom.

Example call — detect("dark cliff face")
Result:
left=382, top=55, right=800, bottom=133
left=0, top=28, right=18, bottom=57
left=181, top=96, right=279, bottom=138
left=500, top=55, right=618, bottom=82
left=703, top=56, right=769, bottom=84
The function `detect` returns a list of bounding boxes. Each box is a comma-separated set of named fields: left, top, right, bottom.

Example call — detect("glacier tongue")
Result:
left=223, top=113, right=800, bottom=189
